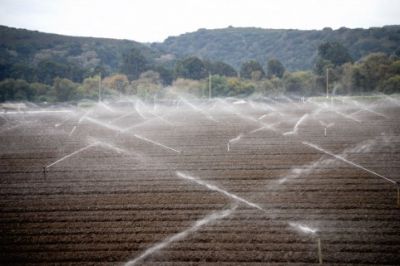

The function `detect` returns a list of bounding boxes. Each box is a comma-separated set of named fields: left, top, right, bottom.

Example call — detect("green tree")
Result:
left=283, top=71, right=315, bottom=95
left=0, top=79, right=35, bottom=102
left=205, top=60, right=237, bottom=77
left=9, top=64, right=36, bottom=82
left=255, top=77, right=284, bottom=95
left=226, top=77, right=255, bottom=96
left=53, top=77, right=79, bottom=101
left=152, top=66, right=174, bottom=85
left=267, top=59, right=285, bottom=78
left=175, top=57, right=208, bottom=80
left=318, top=41, right=353, bottom=66
left=380, top=75, right=400, bottom=94
left=121, top=48, right=148, bottom=80
left=77, top=75, right=101, bottom=100
left=352, top=53, right=391, bottom=92
left=209, top=75, right=229, bottom=97
left=36, top=60, right=69, bottom=85
left=315, top=41, right=352, bottom=75
left=240, top=60, right=265, bottom=80
left=30, top=82, right=54, bottom=102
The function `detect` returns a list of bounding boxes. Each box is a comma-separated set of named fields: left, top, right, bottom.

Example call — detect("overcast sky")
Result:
left=0, top=0, right=399, bottom=42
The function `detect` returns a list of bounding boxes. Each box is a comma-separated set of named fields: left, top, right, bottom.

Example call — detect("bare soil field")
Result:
left=1, top=97, right=400, bottom=265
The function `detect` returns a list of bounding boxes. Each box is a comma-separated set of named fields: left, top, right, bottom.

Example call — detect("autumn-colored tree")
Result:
left=131, top=71, right=162, bottom=101
left=102, top=74, right=129, bottom=93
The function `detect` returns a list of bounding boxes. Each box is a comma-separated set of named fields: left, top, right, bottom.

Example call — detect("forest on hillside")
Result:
left=153, top=26, right=400, bottom=71
left=0, top=25, right=400, bottom=103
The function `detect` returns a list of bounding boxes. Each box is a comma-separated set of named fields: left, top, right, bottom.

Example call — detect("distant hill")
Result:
left=152, top=26, right=400, bottom=71
left=1, top=25, right=400, bottom=85
left=0, top=25, right=161, bottom=83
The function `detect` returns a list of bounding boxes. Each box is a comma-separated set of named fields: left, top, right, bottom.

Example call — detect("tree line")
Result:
left=1, top=41, right=400, bottom=102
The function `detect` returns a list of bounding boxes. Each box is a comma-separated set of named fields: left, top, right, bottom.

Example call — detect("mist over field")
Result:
left=1, top=94, right=400, bottom=264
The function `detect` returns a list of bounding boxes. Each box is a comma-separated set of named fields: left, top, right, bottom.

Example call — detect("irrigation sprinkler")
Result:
left=326, top=68, right=329, bottom=98
left=42, top=166, right=47, bottom=178
left=227, top=134, right=242, bottom=152
left=208, top=72, right=212, bottom=99
left=289, top=222, right=322, bottom=264
left=319, top=121, right=334, bottom=137
left=98, top=73, right=102, bottom=102
left=317, top=237, right=323, bottom=264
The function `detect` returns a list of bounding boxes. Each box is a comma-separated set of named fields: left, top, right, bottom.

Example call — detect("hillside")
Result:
left=0, top=25, right=161, bottom=83
left=152, top=26, right=400, bottom=71
left=1, top=25, right=400, bottom=87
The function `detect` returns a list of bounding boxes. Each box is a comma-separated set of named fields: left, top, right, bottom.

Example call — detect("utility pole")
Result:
left=208, top=72, right=212, bottom=99
left=98, top=72, right=102, bottom=102
left=326, top=68, right=329, bottom=98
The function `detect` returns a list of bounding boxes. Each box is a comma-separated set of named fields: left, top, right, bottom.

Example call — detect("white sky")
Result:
left=0, top=0, right=399, bottom=42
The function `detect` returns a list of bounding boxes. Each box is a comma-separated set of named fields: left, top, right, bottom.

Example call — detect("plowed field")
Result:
left=1, top=97, right=399, bottom=265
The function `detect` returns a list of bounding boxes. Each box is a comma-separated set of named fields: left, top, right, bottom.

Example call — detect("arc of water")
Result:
left=46, top=142, right=98, bottom=169
left=98, top=102, right=115, bottom=113
left=319, top=120, right=334, bottom=128
left=176, top=171, right=264, bottom=211
left=81, top=116, right=123, bottom=133
left=283, top=114, right=309, bottom=136
left=109, top=110, right=138, bottom=124
left=303, top=141, right=397, bottom=185
left=68, top=126, right=77, bottom=136
left=124, top=206, right=236, bottom=266
left=345, top=99, right=388, bottom=118
left=250, top=121, right=281, bottom=134
left=134, top=134, right=180, bottom=154
left=308, top=100, right=362, bottom=123
left=229, top=134, right=242, bottom=144
left=178, top=96, right=218, bottom=123
left=289, top=222, right=318, bottom=234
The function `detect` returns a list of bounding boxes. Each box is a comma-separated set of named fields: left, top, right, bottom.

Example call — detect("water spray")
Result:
left=124, top=205, right=236, bottom=266
left=227, top=134, right=242, bottom=152
left=176, top=171, right=265, bottom=211
left=289, top=222, right=322, bottom=264
left=81, top=116, right=123, bottom=132
left=303, top=141, right=399, bottom=206
left=303, top=141, right=396, bottom=184
left=178, top=96, right=218, bottom=122
left=319, top=121, right=334, bottom=137
left=283, top=114, right=309, bottom=136
left=397, top=182, right=400, bottom=208
left=68, top=126, right=77, bottom=137
left=45, top=142, right=98, bottom=170
left=258, top=114, right=268, bottom=120
left=317, top=237, right=323, bottom=264
left=134, top=134, right=180, bottom=154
